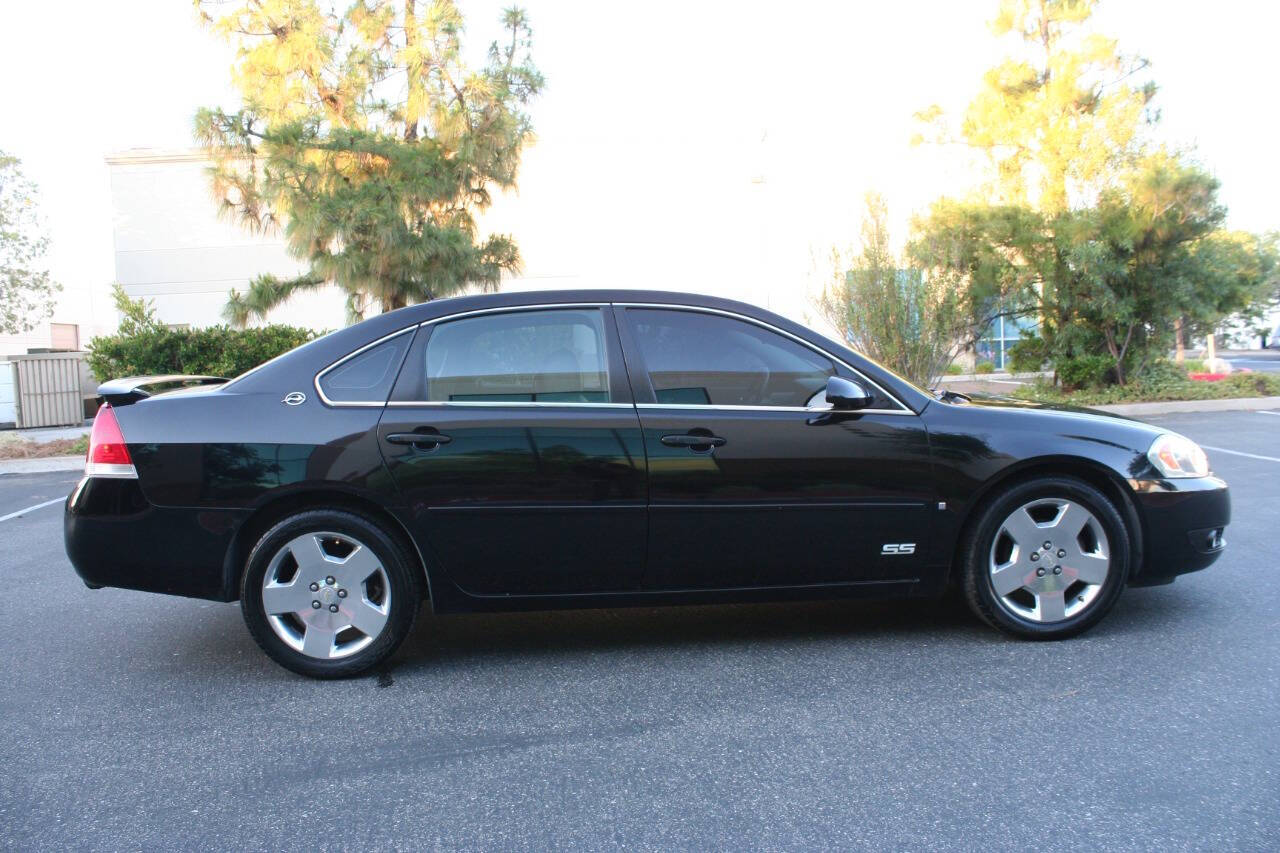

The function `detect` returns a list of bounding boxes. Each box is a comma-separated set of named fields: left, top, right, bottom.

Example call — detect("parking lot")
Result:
left=1, top=409, right=1276, bottom=850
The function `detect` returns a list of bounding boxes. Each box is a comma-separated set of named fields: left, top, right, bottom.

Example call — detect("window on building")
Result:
left=977, top=315, right=1038, bottom=371
left=49, top=323, right=80, bottom=351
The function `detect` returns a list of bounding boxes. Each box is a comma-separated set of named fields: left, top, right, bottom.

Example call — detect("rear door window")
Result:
left=393, top=309, right=613, bottom=403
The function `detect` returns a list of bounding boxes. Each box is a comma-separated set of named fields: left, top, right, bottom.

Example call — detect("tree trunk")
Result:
left=1174, top=317, right=1185, bottom=364
left=403, top=1, right=419, bottom=142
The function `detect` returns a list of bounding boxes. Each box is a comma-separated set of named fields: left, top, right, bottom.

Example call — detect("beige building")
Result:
left=104, top=149, right=346, bottom=331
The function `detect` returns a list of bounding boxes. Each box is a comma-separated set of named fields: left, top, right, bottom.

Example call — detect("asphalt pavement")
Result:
left=1224, top=349, right=1280, bottom=373
left=1, top=410, right=1277, bottom=850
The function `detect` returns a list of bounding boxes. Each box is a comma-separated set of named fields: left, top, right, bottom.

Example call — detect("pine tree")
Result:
left=194, top=1, right=544, bottom=325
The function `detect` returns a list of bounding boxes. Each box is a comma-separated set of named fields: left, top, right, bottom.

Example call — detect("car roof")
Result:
left=228, top=288, right=932, bottom=411
left=398, top=289, right=780, bottom=321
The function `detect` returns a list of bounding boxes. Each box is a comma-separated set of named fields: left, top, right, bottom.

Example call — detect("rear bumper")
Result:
left=1129, top=476, right=1230, bottom=586
left=64, top=477, right=244, bottom=601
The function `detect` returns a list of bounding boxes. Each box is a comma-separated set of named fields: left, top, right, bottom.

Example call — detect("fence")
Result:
left=9, top=352, right=93, bottom=429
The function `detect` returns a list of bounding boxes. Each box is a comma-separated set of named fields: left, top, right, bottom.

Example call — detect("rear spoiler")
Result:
left=97, top=375, right=229, bottom=406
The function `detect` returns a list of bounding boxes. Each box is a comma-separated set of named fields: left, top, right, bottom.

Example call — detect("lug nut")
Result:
left=325, top=576, right=336, bottom=585
left=1052, top=566, right=1062, bottom=575
left=337, top=589, right=347, bottom=598
left=309, top=582, right=319, bottom=592
left=1036, top=567, right=1046, bottom=577
left=311, top=600, right=321, bottom=609
left=1030, top=552, right=1040, bottom=561
left=1057, top=549, right=1066, bottom=558
left=1043, top=541, right=1052, bottom=550
left=328, top=603, right=339, bottom=613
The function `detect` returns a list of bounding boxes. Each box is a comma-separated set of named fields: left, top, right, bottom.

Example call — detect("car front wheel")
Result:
left=960, top=476, right=1131, bottom=639
left=240, top=509, right=421, bottom=678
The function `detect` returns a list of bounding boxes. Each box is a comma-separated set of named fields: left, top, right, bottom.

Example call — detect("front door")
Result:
left=378, top=306, right=647, bottom=596
left=616, top=306, right=933, bottom=590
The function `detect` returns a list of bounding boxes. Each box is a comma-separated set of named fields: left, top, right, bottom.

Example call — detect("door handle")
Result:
left=660, top=433, right=726, bottom=450
left=386, top=432, right=452, bottom=448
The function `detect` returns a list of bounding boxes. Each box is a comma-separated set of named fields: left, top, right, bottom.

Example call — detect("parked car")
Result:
left=65, top=290, right=1230, bottom=677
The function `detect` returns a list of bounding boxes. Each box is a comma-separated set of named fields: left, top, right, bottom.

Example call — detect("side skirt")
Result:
left=426, top=577, right=931, bottom=615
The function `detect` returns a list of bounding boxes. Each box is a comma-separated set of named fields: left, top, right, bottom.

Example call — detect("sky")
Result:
left=2, top=0, right=1277, bottom=327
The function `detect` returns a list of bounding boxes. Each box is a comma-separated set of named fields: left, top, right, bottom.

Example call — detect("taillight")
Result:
left=85, top=404, right=137, bottom=478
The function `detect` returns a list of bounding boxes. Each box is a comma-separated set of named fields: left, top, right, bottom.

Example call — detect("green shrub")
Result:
left=1056, top=355, right=1112, bottom=390
left=945, top=363, right=964, bottom=375
left=1007, top=336, right=1047, bottom=374
left=85, top=285, right=322, bottom=382
left=86, top=325, right=321, bottom=382
left=1134, top=360, right=1189, bottom=389
left=1219, top=372, right=1280, bottom=397
left=1013, top=366, right=1280, bottom=406
left=1180, top=358, right=1208, bottom=374
left=975, top=361, right=995, bottom=374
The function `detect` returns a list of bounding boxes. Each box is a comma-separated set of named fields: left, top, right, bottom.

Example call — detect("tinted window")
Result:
left=412, top=309, right=611, bottom=403
left=318, top=331, right=412, bottom=403
left=626, top=309, right=834, bottom=407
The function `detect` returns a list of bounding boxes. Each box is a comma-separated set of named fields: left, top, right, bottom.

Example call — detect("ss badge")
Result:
left=881, top=543, right=916, bottom=555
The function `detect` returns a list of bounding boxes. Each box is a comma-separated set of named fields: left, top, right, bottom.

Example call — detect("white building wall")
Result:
left=0, top=361, right=15, bottom=427
left=106, top=149, right=347, bottom=331
left=0, top=268, right=112, bottom=360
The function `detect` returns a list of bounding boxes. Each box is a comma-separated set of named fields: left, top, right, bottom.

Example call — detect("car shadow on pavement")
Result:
left=391, top=595, right=980, bottom=667
left=169, top=581, right=1213, bottom=681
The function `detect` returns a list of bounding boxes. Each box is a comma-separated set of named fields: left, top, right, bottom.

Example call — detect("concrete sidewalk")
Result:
left=1092, top=396, right=1280, bottom=417
left=2, top=421, right=93, bottom=443
left=0, top=456, right=85, bottom=475
left=0, top=422, right=91, bottom=475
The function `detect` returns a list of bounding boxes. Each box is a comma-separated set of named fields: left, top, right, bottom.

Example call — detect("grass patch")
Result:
left=1013, top=371, right=1280, bottom=406
left=0, top=434, right=89, bottom=460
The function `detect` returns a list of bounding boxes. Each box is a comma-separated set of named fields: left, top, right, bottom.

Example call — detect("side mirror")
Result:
left=825, top=375, right=873, bottom=410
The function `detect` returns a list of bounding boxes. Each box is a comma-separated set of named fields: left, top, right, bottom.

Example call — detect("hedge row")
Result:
left=85, top=325, right=321, bottom=383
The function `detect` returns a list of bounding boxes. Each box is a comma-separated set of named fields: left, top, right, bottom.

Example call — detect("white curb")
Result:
left=0, top=456, right=86, bottom=476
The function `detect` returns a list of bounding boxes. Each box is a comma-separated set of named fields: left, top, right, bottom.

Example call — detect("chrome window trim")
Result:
left=417, top=302, right=609, bottom=327
left=387, top=400, right=634, bottom=409
left=635, top=403, right=912, bottom=415
left=614, top=302, right=914, bottom=416
left=313, top=301, right=914, bottom=415
left=313, top=327, right=417, bottom=408
left=314, top=304, right=613, bottom=408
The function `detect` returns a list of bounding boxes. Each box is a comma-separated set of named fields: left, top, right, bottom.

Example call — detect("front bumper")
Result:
left=1128, top=475, right=1230, bottom=586
left=64, top=476, right=244, bottom=601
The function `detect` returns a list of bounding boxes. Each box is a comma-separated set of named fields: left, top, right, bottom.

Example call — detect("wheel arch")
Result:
left=222, top=489, right=436, bottom=606
left=948, top=455, right=1146, bottom=586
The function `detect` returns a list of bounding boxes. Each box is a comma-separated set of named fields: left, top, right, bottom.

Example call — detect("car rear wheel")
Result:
left=240, top=509, right=421, bottom=678
left=960, top=476, right=1131, bottom=639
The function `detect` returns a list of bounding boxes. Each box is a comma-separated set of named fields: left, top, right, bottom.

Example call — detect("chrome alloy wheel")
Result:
left=988, top=498, right=1111, bottom=623
left=260, top=531, right=392, bottom=659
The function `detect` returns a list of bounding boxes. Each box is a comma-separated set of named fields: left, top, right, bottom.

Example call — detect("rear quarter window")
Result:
left=317, top=331, right=413, bottom=404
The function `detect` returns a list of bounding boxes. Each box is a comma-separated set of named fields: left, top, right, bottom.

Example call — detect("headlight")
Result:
left=1147, top=433, right=1210, bottom=478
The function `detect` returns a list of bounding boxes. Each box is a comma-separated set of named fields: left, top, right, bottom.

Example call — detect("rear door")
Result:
left=616, top=305, right=934, bottom=590
left=377, top=305, right=648, bottom=596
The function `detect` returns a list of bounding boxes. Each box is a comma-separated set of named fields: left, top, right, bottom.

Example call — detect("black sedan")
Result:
left=65, top=290, right=1230, bottom=678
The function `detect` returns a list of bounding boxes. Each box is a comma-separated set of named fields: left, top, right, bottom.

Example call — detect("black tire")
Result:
left=960, top=476, right=1131, bottom=639
left=240, top=509, right=422, bottom=678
